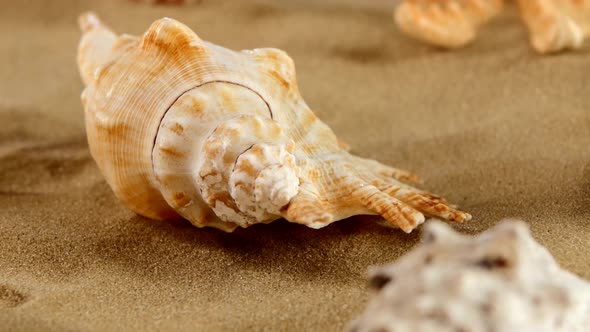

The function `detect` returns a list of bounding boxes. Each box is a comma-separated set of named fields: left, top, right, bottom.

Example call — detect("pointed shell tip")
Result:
left=79, top=12, right=101, bottom=32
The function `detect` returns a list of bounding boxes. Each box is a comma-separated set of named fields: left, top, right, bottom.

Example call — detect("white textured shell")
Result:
left=348, top=220, right=590, bottom=332
left=77, top=12, right=471, bottom=233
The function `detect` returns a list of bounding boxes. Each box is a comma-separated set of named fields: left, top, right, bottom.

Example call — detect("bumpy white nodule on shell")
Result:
left=77, top=12, right=472, bottom=233
left=348, top=220, right=590, bottom=332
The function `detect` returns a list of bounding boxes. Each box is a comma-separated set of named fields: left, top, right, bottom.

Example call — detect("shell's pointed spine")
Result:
left=140, top=17, right=203, bottom=51
left=77, top=12, right=118, bottom=86
left=78, top=12, right=102, bottom=32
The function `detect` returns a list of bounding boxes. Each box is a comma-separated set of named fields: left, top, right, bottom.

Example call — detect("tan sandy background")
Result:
left=0, top=0, right=589, bottom=331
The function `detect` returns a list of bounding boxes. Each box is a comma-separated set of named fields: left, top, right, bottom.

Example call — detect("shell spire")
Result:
left=77, top=12, right=472, bottom=233
left=77, top=12, right=118, bottom=85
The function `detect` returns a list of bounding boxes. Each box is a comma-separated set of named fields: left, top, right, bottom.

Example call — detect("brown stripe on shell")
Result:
left=268, top=69, right=291, bottom=90
left=141, top=19, right=196, bottom=51
left=172, top=192, right=192, bottom=208
left=183, top=95, right=206, bottom=116
left=159, top=146, right=184, bottom=157
left=235, top=156, right=259, bottom=178
left=95, top=121, right=130, bottom=140
left=169, top=122, right=184, bottom=135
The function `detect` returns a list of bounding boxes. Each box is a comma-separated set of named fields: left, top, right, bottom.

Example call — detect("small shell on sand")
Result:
left=348, top=220, right=590, bottom=332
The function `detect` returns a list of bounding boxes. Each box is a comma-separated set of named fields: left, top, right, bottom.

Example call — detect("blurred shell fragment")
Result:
left=394, top=0, right=505, bottom=48
left=517, top=0, right=590, bottom=53
left=394, top=0, right=590, bottom=53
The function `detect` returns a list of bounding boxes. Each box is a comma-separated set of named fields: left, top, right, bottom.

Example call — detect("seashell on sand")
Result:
left=348, top=220, right=590, bottom=332
left=394, top=0, right=590, bottom=53
left=517, top=0, right=590, bottom=53
left=394, top=0, right=505, bottom=48
left=77, top=12, right=471, bottom=233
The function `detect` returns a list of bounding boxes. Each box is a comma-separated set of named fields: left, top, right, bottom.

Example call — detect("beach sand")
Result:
left=0, top=1, right=589, bottom=330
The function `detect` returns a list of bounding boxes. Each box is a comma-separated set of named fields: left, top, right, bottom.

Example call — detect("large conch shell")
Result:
left=394, top=0, right=505, bottom=48
left=348, top=220, right=590, bottom=332
left=77, top=12, right=471, bottom=233
left=394, top=0, right=590, bottom=54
